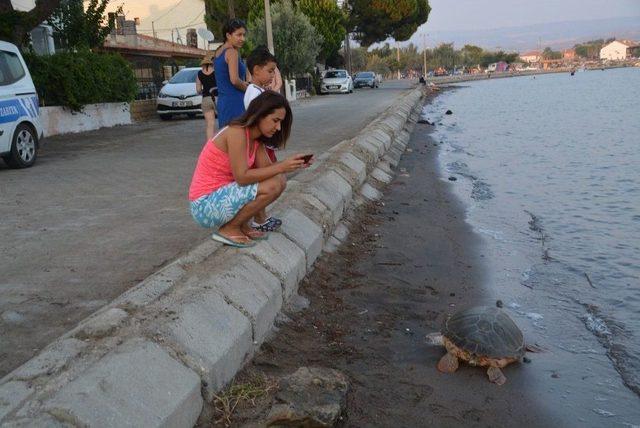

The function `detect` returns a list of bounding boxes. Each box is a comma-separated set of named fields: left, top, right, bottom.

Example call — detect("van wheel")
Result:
left=4, top=123, right=37, bottom=168
left=160, top=114, right=172, bottom=121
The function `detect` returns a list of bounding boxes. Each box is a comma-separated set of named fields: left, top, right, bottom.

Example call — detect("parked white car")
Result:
left=156, top=67, right=203, bottom=120
left=320, top=69, right=353, bottom=94
left=0, top=41, right=44, bottom=168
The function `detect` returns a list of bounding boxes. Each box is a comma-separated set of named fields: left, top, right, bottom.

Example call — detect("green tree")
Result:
left=48, top=0, right=117, bottom=50
left=248, top=0, right=321, bottom=78
left=0, top=0, right=62, bottom=47
left=432, top=43, right=458, bottom=70
left=346, top=0, right=431, bottom=46
left=401, top=43, right=422, bottom=71
left=542, top=47, right=562, bottom=60
left=460, top=44, right=483, bottom=67
left=366, top=54, right=390, bottom=76
left=203, top=0, right=262, bottom=42
left=349, top=46, right=367, bottom=71
left=298, top=0, right=346, bottom=62
left=574, top=39, right=605, bottom=59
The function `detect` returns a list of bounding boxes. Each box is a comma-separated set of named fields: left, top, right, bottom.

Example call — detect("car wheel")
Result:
left=187, top=113, right=196, bottom=119
left=160, top=114, right=172, bottom=121
left=4, top=123, right=37, bottom=168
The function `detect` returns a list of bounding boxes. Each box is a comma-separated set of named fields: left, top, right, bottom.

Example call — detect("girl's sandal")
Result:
left=211, top=232, right=256, bottom=248
left=244, top=229, right=269, bottom=241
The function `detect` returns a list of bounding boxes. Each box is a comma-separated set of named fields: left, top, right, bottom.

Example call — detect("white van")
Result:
left=0, top=40, right=43, bottom=168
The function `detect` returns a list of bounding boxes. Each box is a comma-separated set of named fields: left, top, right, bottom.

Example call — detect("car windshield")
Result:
left=358, top=72, right=374, bottom=78
left=169, top=69, right=198, bottom=84
left=325, top=71, right=346, bottom=79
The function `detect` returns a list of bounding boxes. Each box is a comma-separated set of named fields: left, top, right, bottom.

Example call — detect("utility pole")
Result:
left=422, top=33, right=427, bottom=76
left=345, top=32, right=352, bottom=75
left=152, top=21, right=156, bottom=39
left=396, top=43, right=401, bottom=79
left=264, top=0, right=274, bottom=55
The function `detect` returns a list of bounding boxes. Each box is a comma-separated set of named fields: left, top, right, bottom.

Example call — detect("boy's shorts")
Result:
left=190, top=181, right=258, bottom=229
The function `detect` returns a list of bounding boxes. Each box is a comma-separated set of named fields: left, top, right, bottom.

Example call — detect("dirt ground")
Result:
left=204, top=121, right=561, bottom=427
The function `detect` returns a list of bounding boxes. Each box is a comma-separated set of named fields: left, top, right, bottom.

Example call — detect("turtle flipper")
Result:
left=437, top=352, right=459, bottom=373
left=487, top=367, right=506, bottom=385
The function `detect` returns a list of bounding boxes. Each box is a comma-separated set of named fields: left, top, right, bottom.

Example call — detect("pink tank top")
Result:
left=189, top=127, right=259, bottom=201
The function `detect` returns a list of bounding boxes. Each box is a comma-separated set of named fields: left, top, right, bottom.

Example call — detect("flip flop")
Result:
left=211, top=232, right=255, bottom=248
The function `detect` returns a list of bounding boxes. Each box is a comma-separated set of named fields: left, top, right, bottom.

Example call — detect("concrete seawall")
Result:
left=0, top=86, right=425, bottom=427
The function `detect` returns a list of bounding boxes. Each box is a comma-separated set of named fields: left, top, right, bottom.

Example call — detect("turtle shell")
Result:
left=443, top=306, right=525, bottom=359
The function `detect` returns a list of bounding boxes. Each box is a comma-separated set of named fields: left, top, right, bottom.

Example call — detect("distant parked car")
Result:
left=320, top=69, right=353, bottom=94
left=353, top=71, right=380, bottom=88
left=156, top=67, right=203, bottom=120
left=0, top=40, right=43, bottom=168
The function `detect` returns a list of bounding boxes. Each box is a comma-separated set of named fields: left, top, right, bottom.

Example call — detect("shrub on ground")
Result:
left=23, top=50, right=137, bottom=111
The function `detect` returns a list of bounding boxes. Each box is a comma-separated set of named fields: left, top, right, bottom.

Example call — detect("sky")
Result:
left=11, top=0, right=640, bottom=45
left=424, top=0, right=639, bottom=32
left=12, top=0, right=208, bottom=46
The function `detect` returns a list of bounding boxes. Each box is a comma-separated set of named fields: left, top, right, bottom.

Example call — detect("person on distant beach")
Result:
left=189, top=91, right=309, bottom=247
left=244, top=46, right=283, bottom=232
left=196, top=57, right=218, bottom=141
left=214, top=19, right=249, bottom=128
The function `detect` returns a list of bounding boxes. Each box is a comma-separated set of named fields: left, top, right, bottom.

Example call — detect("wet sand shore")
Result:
left=210, top=111, right=568, bottom=426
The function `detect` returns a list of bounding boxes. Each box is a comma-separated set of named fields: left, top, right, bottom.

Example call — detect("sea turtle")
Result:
left=426, top=305, right=527, bottom=385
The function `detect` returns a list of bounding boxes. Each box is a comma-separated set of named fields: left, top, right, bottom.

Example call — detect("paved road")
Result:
left=0, top=80, right=415, bottom=377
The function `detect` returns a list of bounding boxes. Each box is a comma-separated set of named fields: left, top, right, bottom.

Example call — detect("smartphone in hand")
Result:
left=301, top=154, right=314, bottom=164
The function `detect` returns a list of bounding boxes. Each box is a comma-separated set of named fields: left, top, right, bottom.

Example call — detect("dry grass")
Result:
left=212, top=372, right=278, bottom=427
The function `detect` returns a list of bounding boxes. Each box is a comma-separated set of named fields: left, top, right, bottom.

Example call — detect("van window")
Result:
left=0, top=50, right=26, bottom=86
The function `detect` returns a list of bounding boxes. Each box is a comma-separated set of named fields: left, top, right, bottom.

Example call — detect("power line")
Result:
left=150, top=0, right=188, bottom=24
left=183, top=7, right=206, bottom=27
left=138, top=7, right=205, bottom=33
left=137, top=22, right=206, bottom=33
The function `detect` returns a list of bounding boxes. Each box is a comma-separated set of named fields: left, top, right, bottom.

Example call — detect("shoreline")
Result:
left=213, top=93, right=559, bottom=426
left=423, top=77, right=640, bottom=425
left=426, top=64, right=631, bottom=85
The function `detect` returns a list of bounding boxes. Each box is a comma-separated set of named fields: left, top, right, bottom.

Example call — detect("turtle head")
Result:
left=425, top=333, right=444, bottom=346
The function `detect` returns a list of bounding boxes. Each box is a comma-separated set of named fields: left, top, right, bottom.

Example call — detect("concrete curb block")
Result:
left=0, top=86, right=426, bottom=426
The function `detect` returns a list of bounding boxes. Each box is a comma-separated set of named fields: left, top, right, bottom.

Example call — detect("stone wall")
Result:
left=130, top=99, right=157, bottom=122
left=40, top=102, right=131, bottom=137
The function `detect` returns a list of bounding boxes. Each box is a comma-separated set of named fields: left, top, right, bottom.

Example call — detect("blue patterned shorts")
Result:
left=190, top=182, right=258, bottom=229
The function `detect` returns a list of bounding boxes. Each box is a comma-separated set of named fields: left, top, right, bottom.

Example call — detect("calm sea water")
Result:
left=424, top=68, right=640, bottom=423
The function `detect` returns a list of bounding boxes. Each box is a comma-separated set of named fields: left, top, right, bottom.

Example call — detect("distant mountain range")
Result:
left=409, top=16, right=640, bottom=52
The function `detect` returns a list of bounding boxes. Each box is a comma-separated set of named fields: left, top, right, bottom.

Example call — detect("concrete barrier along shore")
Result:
left=0, top=86, right=425, bottom=427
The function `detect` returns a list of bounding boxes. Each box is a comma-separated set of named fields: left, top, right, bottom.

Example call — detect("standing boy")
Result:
left=245, top=47, right=282, bottom=232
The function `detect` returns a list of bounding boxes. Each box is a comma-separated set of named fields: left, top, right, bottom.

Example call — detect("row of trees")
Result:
left=574, top=38, right=615, bottom=59
left=348, top=43, right=520, bottom=77
left=203, top=0, right=431, bottom=77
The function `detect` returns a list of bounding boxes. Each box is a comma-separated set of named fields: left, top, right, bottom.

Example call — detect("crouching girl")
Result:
left=188, top=91, right=307, bottom=247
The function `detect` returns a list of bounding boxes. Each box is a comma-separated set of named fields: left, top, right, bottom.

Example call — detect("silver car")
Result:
left=320, top=69, right=353, bottom=94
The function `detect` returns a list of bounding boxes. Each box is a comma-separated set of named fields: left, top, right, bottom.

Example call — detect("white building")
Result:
left=520, top=50, right=541, bottom=63
left=600, top=40, right=639, bottom=60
